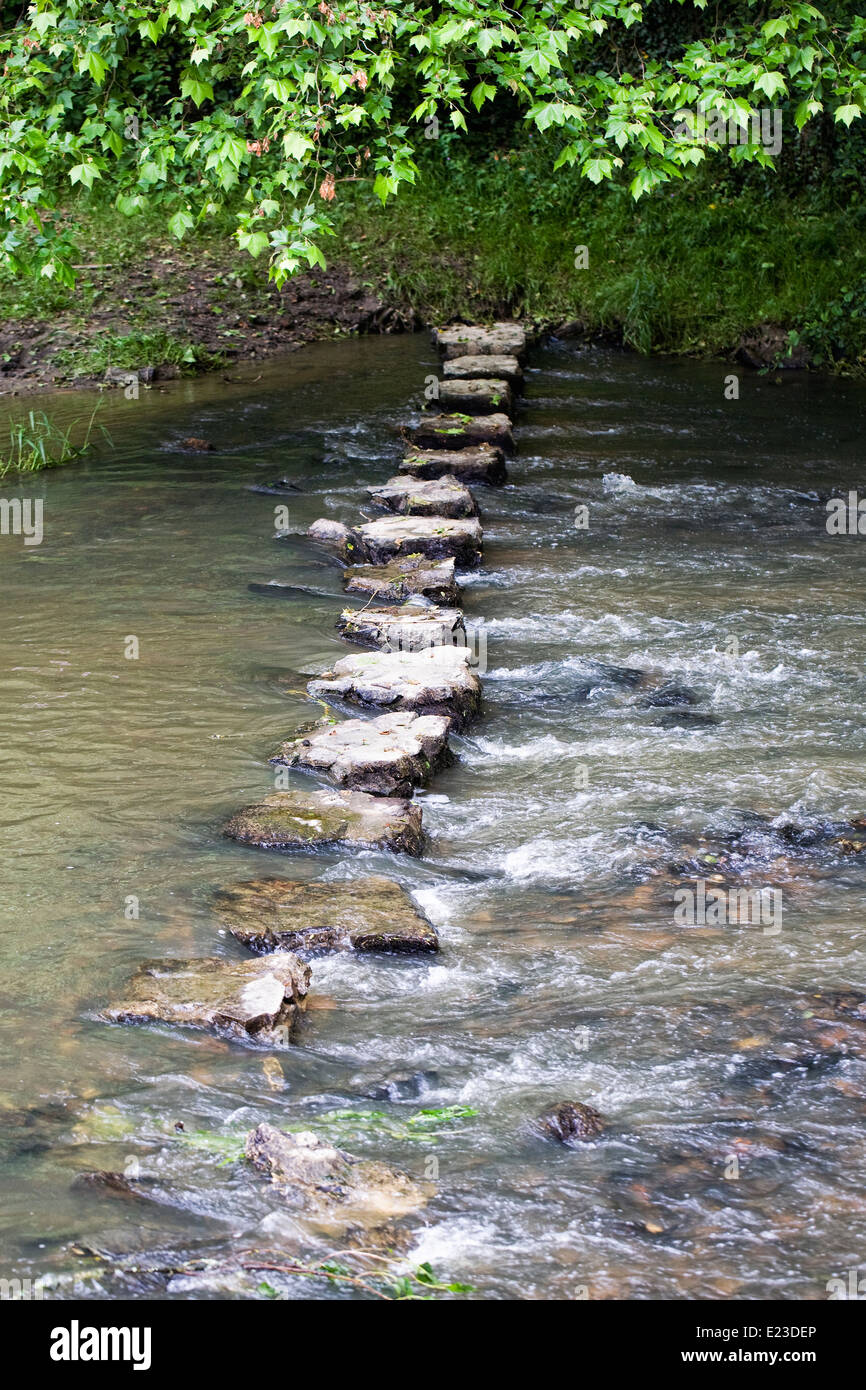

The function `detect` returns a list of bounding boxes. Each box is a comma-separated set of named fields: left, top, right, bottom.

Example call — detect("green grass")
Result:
left=0, top=403, right=109, bottom=479
left=330, top=137, right=866, bottom=372
left=53, top=329, right=223, bottom=379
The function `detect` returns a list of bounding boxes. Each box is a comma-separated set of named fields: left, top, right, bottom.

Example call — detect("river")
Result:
left=1, top=335, right=865, bottom=1300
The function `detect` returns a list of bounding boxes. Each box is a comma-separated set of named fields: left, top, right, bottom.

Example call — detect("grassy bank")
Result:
left=1, top=134, right=864, bottom=393
left=330, top=137, right=866, bottom=373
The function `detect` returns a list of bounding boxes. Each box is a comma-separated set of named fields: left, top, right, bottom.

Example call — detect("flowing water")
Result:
left=1, top=336, right=865, bottom=1300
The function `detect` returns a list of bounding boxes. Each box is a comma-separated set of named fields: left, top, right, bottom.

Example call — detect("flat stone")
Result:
left=308, top=646, right=481, bottom=729
left=367, top=473, right=477, bottom=518
left=400, top=444, right=507, bottom=486
left=443, top=354, right=523, bottom=388
left=338, top=602, right=465, bottom=652
left=411, top=412, right=514, bottom=454
left=344, top=554, right=459, bottom=604
left=435, top=378, right=513, bottom=416
left=246, top=1123, right=429, bottom=1236
left=224, top=786, right=424, bottom=856
left=306, top=518, right=362, bottom=563
left=102, top=954, right=310, bottom=1047
left=434, top=323, right=527, bottom=360
left=271, top=710, right=451, bottom=798
left=216, top=875, right=439, bottom=955
left=357, top=515, right=483, bottom=568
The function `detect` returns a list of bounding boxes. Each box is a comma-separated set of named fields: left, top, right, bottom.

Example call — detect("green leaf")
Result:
left=282, top=131, right=314, bottom=161
left=834, top=104, right=862, bottom=127
left=180, top=76, right=214, bottom=108
left=168, top=209, right=194, bottom=239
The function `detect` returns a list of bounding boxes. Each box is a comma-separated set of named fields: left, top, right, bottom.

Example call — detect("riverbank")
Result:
left=1, top=141, right=864, bottom=398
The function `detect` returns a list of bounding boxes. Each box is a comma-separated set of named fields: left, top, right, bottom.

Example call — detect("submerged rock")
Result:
left=434, top=323, right=527, bottom=361
left=356, top=515, right=483, bottom=568
left=535, top=1102, right=606, bottom=1144
left=337, top=602, right=465, bottom=653
left=400, top=444, right=507, bottom=485
left=245, top=1122, right=428, bottom=1236
left=224, top=786, right=424, bottom=856
left=411, top=412, right=514, bottom=455
left=657, top=710, right=720, bottom=730
left=443, top=353, right=523, bottom=388
left=344, top=554, right=459, bottom=605
left=367, top=473, right=477, bottom=519
left=216, top=875, right=439, bottom=955
left=639, top=681, right=700, bottom=709
left=271, top=709, right=452, bottom=798
left=102, top=954, right=310, bottom=1047
left=308, top=646, right=481, bottom=729
left=435, top=378, right=513, bottom=416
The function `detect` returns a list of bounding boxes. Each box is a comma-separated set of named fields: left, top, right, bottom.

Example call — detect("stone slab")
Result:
left=367, top=473, right=477, bottom=518
left=216, top=875, right=439, bottom=955
left=271, top=710, right=452, bottom=798
left=102, top=954, right=310, bottom=1047
left=224, top=786, right=424, bottom=856
left=308, top=645, right=481, bottom=729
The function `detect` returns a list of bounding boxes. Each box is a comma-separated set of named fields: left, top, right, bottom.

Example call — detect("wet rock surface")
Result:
left=308, top=646, right=481, bottom=729
left=343, top=553, right=459, bottom=604
left=435, top=378, right=513, bottom=416
left=102, top=954, right=310, bottom=1046
left=356, top=515, right=483, bottom=567
left=535, top=1102, right=607, bottom=1144
left=245, top=1122, right=429, bottom=1236
left=434, top=323, right=527, bottom=361
left=271, top=709, right=452, bottom=798
left=305, top=518, right=364, bottom=563
left=367, top=473, right=478, bottom=518
left=216, top=875, right=439, bottom=955
left=337, top=601, right=465, bottom=652
left=639, top=681, right=701, bottom=709
left=400, top=443, right=507, bottom=485
left=411, top=412, right=514, bottom=455
left=224, top=786, right=424, bottom=856
left=443, top=353, right=523, bottom=388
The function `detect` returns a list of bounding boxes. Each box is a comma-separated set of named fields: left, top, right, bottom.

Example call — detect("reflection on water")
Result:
left=1, top=337, right=866, bottom=1299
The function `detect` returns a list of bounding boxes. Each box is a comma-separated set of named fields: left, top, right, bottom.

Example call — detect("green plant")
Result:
left=0, top=401, right=109, bottom=478
left=1, top=3, right=864, bottom=287
left=54, top=330, right=222, bottom=378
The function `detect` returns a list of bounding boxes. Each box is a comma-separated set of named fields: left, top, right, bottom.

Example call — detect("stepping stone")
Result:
left=444, top=354, right=523, bottom=388
left=400, top=444, right=506, bottom=486
left=307, top=518, right=362, bottom=563
left=308, top=646, right=481, bottom=729
left=102, top=954, right=310, bottom=1047
left=344, top=554, right=459, bottom=604
left=435, top=378, right=512, bottom=416
left=216, top=875, right=439, bottom=955
left=224, top=786, right=424, bottom=856
left=338, top=602, right=465, bottom=652
left=246, top=1122, right=429, bottom=1237
left=411, top=413, right=513, bottom=454
left=271, top=710, right=451, bottom=798
left=434, top=322, right=527, bottom=360
left=357, top=515, right=483, bottom=568
left=367, top=473, right=477, bottom=518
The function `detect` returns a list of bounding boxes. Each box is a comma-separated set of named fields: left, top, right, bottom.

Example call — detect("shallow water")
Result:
left=1, top=337, right=865, bottom=1300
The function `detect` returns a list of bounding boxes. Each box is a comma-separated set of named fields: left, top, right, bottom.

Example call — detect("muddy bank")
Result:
left=0, top=258, right=414, bottom=397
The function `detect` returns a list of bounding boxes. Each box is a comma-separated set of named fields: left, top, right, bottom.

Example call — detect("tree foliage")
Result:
left=1, top=1, right=864, bottom=285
